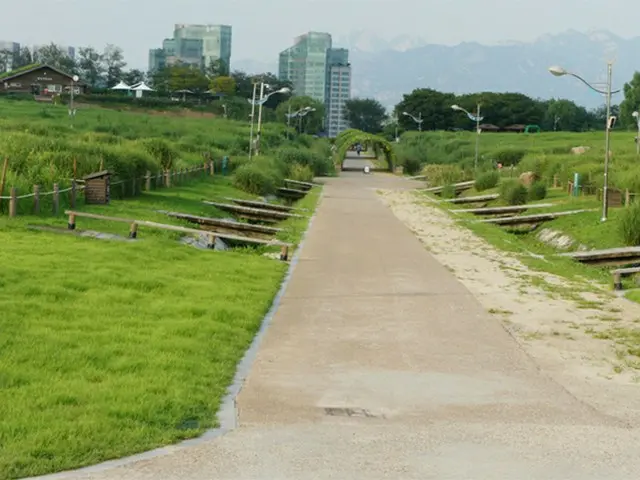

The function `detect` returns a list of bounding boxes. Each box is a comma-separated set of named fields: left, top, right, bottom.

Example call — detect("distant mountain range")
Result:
left=233, top=29, right=638, bottom=110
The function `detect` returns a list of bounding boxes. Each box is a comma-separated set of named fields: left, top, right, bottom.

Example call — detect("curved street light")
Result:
left=249, top=84, right=290, bottom=157
left=451, top=103, right=484, bottom=171
left=549, top=63, right=620, bottom=221
left=402, top=111, right=423, bottom=131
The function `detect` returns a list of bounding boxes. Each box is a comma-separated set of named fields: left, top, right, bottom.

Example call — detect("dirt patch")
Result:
left=379, top=189, right=640, bottom=423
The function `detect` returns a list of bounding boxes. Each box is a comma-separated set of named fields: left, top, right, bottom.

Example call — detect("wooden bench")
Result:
left=612, top=266, right=640, bottom=291
left=64, top=210, right=292, bottom=261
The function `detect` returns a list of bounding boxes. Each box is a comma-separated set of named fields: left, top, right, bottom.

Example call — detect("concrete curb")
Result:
left=27, top=190, right=325, bottom=480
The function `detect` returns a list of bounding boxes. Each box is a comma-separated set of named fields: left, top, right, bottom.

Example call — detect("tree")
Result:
left=619, top=72, right=640, bottom=129
left=33, top=43, right=77, bottom=72
left=276, top=96, right=325, bottom=134
left=0, top=49, right=12, bottom=73
left=209, top=75, right=236, bottom=95
left=103, top=44, right=126, bottom=87
left=77, top=47, right=105, bottom=88
left=343, top=98, right=387, bottom=133
left=152, top=64, right=209, bottom=93
left=541, top=99, right=591, bottom=132
left=122, top=69, right=146, bottom=86
left=204, top=58, right=229, bottom=77
left=13, top=46, right=33, bottom=68
left=395, top=88, right=456, bottom=131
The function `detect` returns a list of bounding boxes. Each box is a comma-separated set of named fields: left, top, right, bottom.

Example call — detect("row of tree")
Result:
left=338, top=90, right=627, bottom=137
left=329, top=72, right=640, bottom=136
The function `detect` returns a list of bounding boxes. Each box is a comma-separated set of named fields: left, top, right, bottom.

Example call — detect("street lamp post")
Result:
left=451, top=103, right=484, bottom=171
left=297, top=107, right=316, bottom=133
left=285, top=106, right=315, bottom=136
left=69, top=74, right=79, bottom=128
left=549, top=63, right=620, bottom=221
left=402, top=111, right=423, bottom=131
left=248, top=82, right=259, bottom=159
left=632, top=111, right=640, bottom=159
left=248, top=84, right=290, bottom=158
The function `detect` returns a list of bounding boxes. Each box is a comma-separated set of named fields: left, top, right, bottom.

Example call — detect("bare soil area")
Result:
left=379, top=189, right=640, bottom=424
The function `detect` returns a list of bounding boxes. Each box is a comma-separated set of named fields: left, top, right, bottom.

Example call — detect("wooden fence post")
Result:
left=202, top=162, right=207, bottom=177
left=33, top=184, right=40, bottom=214
left=209, top=160, right=214, bottom=176
left=9, top=187, right=17, bottom=217
left=165, top=170, right=171, bottom=188
left=53, top=183, right=59, bottom=215
left=553, top=175, right=558, bottom=188
left=145, top=171, right=151, bottom=191
left=626, top=189, right=631, bottom=207
left=0, top=157, right=8, bottom=214
left=70, top=180, right=77, bottom=208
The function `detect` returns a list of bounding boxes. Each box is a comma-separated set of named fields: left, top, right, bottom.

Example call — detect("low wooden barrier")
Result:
left=441, top=194, right=499, bottom=205
left=160, top=210, right=282, bottom=239
left=64, top=210, right=292, bottom=260
left=559, top=246, right=640, bottom=267
left=421, top=181, right=475, bottom=195
left=276, top=187, right=307, bottom=200
left=223, top=197, right=305, bottom=213
left=452, top=203, right=553, bottom=216
left=204, top=201, right=303, bottom=223
left=477, top=209, right=593, bottom=227
left=284, top=178, right=319, bottom=191
left=612, top=266, right=640, bottom=291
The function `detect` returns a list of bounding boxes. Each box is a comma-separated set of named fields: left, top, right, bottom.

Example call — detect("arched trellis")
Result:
left=333, top=129, right=396, bottom=171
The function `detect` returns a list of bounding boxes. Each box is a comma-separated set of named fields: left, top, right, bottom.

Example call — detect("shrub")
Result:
left=421, top=164, right=464, bottom=187
left=528, top=181, right=548, bottom=201
left=288, top=164, right=314, bottom=183
left=492, top=148, right=527, bottom=166
left=474, top=171, right=500, bottom=192
left=403, top=156, right=422, bottom=176
left=619, top=202, right=640, bottom=246
left=143, top=138, right=178, bottom=170
left=233, top=162, right=279, bottom=195
left=499, top=179, right=528, bottom=205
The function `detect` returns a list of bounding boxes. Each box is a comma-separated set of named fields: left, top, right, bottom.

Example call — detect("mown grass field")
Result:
left=0, top=98, right=325, bottom=478
left=0, top=175, right=322, bottom=479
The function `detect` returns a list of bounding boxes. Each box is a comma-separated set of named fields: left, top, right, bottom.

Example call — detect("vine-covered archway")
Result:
left=333, top=129, right=396, bottom=172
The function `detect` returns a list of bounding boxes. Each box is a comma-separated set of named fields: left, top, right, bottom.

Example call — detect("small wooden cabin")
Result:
left=83, top=170, right=111, bottom=204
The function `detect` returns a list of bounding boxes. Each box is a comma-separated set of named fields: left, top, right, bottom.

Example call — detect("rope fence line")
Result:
left=0, top=159, right=216, bottom=218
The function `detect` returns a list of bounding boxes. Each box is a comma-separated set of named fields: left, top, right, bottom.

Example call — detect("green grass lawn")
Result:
left=0, top=177, right=319, bottom=479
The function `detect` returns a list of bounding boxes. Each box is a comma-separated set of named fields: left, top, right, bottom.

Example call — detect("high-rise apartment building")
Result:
left=278, top=32, right=351, bottom=137
left=325, top=48, right=351, bottom=138
left=148, top=24, right=232, bottom=73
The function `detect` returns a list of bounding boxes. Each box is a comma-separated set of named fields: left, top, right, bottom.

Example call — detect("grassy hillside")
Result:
left=0, top=99, right=332, bottom=195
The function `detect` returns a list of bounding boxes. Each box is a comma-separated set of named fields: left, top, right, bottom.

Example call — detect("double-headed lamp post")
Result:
left=632, top=111, right=640, bottom=159
left=451, top=103, right=484, bottom=171
left=285, top=106, right=315, bottom=137
left=69, top=74, right=79, bottom=128
left=549, top=63, right=621, bottom=222
left=402, top=111, right=423, bottom=131
left=248, top=84, right=290, bottom=158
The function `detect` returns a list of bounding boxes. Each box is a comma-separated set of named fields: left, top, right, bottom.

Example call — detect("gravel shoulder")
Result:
left=379, top=188, right=640, bottom=425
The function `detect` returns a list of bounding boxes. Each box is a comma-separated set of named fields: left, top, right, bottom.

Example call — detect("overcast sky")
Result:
left=1, top=0, right=638, bottom=69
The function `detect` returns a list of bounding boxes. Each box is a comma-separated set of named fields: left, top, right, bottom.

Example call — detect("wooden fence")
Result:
left=0, top=160, right=216, bottom=218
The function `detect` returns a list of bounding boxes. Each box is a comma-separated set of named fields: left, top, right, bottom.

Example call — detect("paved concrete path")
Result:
left=342, top=152, right=375, bottom=171
left=44, top=169, right=640, bottom=479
